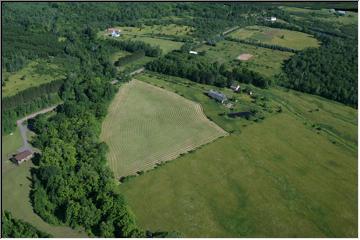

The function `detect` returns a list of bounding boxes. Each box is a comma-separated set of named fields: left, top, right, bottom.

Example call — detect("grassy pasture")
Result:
left=2, top=128, right=23, bottom=173
left=120, top=74, right=357, bottom=237
left=228, top=25, right=320, bottom=50
left=100, top=80, right=227, bottom=178
left=2, top=60, right=65, bottom=97
left=282, top=7, right=358, bottom=26
left=124, top=35, right=184, bottom=54
left=196, top=40, right=293, bottom=78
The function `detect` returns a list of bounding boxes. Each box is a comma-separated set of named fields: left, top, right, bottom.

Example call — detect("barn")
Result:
left=208, top=90, right=227, bottom=103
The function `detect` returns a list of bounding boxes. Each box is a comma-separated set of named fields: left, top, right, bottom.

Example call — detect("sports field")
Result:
left=101, top=80, right=227, bottom=178
left=120, top=75, right=357, bottom=237
left=2, top=60, right=65, bottom=97
left=228, top=25, right=320, bottom=50
left=196, top=40, right=294, bottom=78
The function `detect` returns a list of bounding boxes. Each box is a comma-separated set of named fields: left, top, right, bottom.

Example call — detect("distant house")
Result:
left=107, top=28, right=121, bottom=37
left=230, top=84, right=240, bottom=92
left=208, top=90, right=227, bottom=103
left=12, top=150, right=33, bottom=165
left=336, top=10, right=346, bottom=16
left=189, top=50, right=198, bottom=55
left=265, top=16, right=277, bottom=22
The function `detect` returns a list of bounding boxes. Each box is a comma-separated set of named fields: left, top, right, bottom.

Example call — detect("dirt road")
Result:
left=16, top=105, right=59, bottom=152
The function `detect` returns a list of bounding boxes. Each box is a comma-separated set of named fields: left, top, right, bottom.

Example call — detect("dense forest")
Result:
left=282, top=36, right=357, bottom=107
left=2, top=211, right=52, bottom=238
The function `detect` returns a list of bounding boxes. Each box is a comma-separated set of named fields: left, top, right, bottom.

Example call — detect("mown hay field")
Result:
left=228, top=25, right=320, bottom=50
left=101, top=80, right=227, bottom=178
left=120, top=74, right=357, bottom=237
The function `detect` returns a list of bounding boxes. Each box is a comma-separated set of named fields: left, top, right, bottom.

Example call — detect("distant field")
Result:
left=282, top=6, right=358, bottom=25
left=100, top=80, right=227, bottom=178
left=110, top=50, right=154, bottom=73
left=109, top=50, right=132, bottom=64
left=196, top=40, right=293, bottom=78
left=2, top=60, right=65, bottom=97
left=228, top=25, right=320, bottom=50
left=120, top=74, right=357, bottom=237
left=125, top=35, right=184, bottom=54
left=2, top=129, right=23, bottom=173
left=99, top=24, right=193, bottom=38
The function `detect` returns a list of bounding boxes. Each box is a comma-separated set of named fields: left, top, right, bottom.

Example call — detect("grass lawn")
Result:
left=99, top=24, right=193, bottom=38
left=110, top=50, right=132, bottom=64
left=120, top=74, right=357, bottom=237
left=281, top=6, right=358, bottom=26
left=100, top=80, right=227, bottom=178
left=196, top=40, right=294, bottom=78
left=2, top=128, right=23, bottom=173
left=2, top=60, right=65, bottom=97
left=126, top=35, right=184, bottom=54
left=3, top=161, right=88, bottom=237
left=228, top=25, right=320, bottom=50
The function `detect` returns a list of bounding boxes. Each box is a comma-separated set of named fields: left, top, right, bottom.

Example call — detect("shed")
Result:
left=230, top=84, right=240, bottom=92
left=189, top=51, right=198, bottom=55
left=336, top=10, right=346, bottom=15
left=208, top=90, right=227, bottom=103
left=13, top=150, right=33, bottom=165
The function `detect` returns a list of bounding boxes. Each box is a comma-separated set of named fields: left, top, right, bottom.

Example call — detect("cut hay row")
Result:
left=101, top=80, right=227, bottom=178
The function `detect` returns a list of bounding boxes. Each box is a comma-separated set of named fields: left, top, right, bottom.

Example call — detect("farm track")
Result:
left=101, top=80, right=227, bottom=178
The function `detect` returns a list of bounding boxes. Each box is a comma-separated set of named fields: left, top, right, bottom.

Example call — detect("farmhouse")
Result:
left=189, top=50, right=198, bottom=55
left=265, top=16, right=277, bottom=22
left=208, top=89, right=227, bottom=103
left=12, top=150, right=33, bottom=165
left=336, top=10, right=346, bottom=15
left=230, top=83, right=240, bottom=92
left=107, top=28, right=121, bottom=37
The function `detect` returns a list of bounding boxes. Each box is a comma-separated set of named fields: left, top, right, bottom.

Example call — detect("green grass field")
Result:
left=100, top=80, right=227, bottom=178
left=228, top=25, right=320, bottom=50
left=196, top=40, right=294, bottom=78
left=126, top=36, right=184, bottom=54
left=282, top=6, right=358, bottom=26
left=99, top=24, right=193, bottom=38
left=2, top=60, right=65, bottom=97
left=120, top=74, right=357, bottom=237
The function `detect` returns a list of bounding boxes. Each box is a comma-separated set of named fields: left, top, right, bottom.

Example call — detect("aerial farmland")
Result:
left=2, top=2, right=357, bottom=238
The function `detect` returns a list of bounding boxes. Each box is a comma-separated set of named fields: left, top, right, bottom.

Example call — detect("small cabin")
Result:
left=208, top=90, right=227, bottom=103
left=189, top=50, right=198, bottom=55
left=12, top=150, right=33, bottom=165
left=107, top=28, right=121, bottom=37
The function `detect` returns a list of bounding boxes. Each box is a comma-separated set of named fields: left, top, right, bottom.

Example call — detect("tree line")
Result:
left=115, top=51, right=145, bottom=67
left=2, top=211, right=52, bottom=238
left=146, top=51, right=271, bottom=88
left=225, top=36, right=299, bottom=53
left=106, top=39, right=162, bottom=57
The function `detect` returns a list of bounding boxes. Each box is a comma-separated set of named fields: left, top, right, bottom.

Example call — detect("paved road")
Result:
left=16, top=105, right=59, bottom=152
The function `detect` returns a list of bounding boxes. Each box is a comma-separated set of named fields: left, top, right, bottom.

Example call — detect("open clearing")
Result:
left=196, top=40, right=294, bottom=78
left=101, top=80, right=227, bottom=178
left=228, top=25, right=320, bottom=50
left=120, top=74, right=357, bottom=237
left=124, top=35, right=184, bottom=54
left=2, top=60, right=65, bottom=97
left=237, top=53, right=253, bottom=61
left=2, top=123, right=87, bottom=237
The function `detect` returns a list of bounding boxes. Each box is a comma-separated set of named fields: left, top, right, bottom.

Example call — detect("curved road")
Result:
left=16, top=105, right=59, bottom=152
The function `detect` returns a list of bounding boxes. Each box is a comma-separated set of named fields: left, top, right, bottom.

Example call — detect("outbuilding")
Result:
left=189, top=50, right=198, bottom=55
left=13, top=150, right=33, bottom=165
left=230, top=84, right=240, bottom=92
left=208, top=90, right=227, bottom=103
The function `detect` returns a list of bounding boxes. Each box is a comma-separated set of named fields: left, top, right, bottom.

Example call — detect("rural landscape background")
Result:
left=1, top=2, right=358, bottom=238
